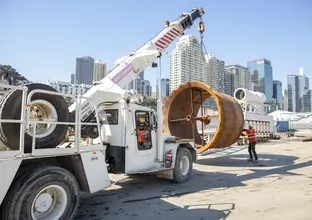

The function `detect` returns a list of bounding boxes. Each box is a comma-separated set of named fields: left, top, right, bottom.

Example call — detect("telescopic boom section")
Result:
left=101, top=7, right=204, bottom=90
left=69, top=8, right=204, bottom=120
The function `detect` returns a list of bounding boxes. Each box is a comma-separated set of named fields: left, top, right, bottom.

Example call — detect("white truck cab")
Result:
left=98, top=101, right=196, bottom=175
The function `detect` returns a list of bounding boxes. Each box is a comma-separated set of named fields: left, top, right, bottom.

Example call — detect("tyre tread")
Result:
left=172, top=147, right=193, bottom=183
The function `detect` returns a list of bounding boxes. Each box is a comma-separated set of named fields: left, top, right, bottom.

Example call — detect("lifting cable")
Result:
left=198, top=17, right=210, bottom=146
left=198, top=17, right=209, bottom=66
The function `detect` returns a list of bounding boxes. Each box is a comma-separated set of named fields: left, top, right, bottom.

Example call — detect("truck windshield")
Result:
left=99, top=109, right=118, bottom=125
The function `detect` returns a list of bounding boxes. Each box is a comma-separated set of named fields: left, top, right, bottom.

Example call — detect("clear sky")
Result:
left=1, top=0, right=311, bottom=91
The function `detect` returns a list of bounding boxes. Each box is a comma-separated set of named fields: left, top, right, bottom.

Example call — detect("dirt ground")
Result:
left=75, top=141, right=312, bottom=220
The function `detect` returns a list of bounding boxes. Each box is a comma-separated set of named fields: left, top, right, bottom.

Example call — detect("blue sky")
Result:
left=1, top=0, right=311, bottom=91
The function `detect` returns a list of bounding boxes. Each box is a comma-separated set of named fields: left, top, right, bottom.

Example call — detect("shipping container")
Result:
left=275, top=120, right=289, bottom=132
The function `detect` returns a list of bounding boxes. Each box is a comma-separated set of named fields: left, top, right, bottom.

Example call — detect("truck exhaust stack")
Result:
left=163, top=81, right=244, bottom=153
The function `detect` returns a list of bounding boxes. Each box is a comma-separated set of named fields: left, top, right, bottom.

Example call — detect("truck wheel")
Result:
left=0, top=83, right=69, bottom=152
left=0, top=166, right=80, bottom=220
left=172, top=147, right=193, bottom=183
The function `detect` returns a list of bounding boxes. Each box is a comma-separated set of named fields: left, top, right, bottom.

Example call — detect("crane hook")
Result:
left=198, top=21, right=205, bottom=34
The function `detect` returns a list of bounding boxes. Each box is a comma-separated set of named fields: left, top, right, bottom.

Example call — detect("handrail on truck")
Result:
left=0, top=83, right=104, bottom=159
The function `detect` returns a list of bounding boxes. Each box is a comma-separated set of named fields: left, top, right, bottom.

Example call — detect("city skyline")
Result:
left=168, top=34, right=284, bottom=111
left=1, top=1, right=311, bottom=92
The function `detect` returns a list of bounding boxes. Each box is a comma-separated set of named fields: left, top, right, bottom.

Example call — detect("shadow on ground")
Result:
left=75, top=153, right=312, bottom=220
left=197, top=154, right=299, bottom=167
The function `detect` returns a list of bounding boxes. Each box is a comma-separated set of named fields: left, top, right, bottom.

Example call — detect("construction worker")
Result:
left=137, top=124, right=145, bottom=147
left=246, top=125, right=258, bottom=163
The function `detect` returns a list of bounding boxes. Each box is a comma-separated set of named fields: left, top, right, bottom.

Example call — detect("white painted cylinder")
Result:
left=234, top=88, right=266, bottom=104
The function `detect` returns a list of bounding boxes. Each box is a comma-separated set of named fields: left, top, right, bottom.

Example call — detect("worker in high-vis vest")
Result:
left=137, top=125, right=145, bottom=147
left=246, top=125, right=258, bottom=162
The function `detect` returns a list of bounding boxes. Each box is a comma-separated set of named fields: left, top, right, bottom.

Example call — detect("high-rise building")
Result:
left=127, top=71, right=152, bottom=97
left=298, top=68, right=309, bottom=111
left=169, top=35, right=206, bottom=92
left=287, top=68, right=310, bottom=112
left=206, top=53, right=225, bottom=93
left=224, top=71, right=234, bottom=96
left=156, top=78, right=170, bottom=98
left=273, top=80, right=282, bottom=110
left=204, top=53, right=226, bottom=109
left=287, top=74, right=300, bottom=112
left=225, top=64, right=251, bottom=95
left=282, top=89, right=288, bottom=111
left=142, top=80, right=152, bottom=97
left=70, top=74, right=75, bottom=84
left=93, top=60, right=107, bottom=82
left=247, top=59, right=273, bottom=102
left=127, top=71, right=143, bottom=91
left=302, top=90, right=312, bottom=112
left=75, top=56, right=94, bottom=85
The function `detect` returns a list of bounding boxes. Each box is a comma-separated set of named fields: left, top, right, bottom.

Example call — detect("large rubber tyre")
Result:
left=0, top=83, right=69, bottom=153
left=0, top=166, right=80, bottom=220
left=172, top=147, right=193, bottom=183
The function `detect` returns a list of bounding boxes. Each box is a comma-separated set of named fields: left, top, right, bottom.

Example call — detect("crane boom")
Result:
left=103, top=7, right=204, bottom=89
left=69, top=7, right=205, bottom=122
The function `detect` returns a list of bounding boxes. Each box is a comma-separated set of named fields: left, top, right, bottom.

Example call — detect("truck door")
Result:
left=125, top=110, right=157, bottom=173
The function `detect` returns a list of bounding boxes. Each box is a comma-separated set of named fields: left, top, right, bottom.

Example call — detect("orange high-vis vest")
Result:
left=138, top=129, right=144, bottom=143
left=246, top=129, right=256, bottom=143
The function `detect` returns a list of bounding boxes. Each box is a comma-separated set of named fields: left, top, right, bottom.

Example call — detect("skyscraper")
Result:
left=205, top=53, right=225, bottom=93
left=142, top=80, right=152, bottom=97
left=282, top=89, right=288, bottom=111
left=247, top=59, right=273, bottom=102
left=224, top=71, right=234, bottom=96
left=225, top=64, right=251, bottom=94
left=273, top=80, right=282, bottom=110
left=298, top=68, right=309, bottom=111
left=302, top=90, right=312, bottom=112
left=287, top=68, right=310, bottom=112
left=127, top=71, right=144, bottom=91
left=93, top=60, right=107, bottom=82
left=75, top=56, right=94, bottom=85
left=287, top=74, right=300, bottom=112
left=70, top=74, right=75, bottom=84
left=169, top=35, right=206, bottom=92
left=127, top=71, right=152, bottom=97
left=156, top=78, right=170, bottom=98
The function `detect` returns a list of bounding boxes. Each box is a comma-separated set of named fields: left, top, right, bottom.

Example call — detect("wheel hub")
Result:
left=34, top=192, right=53, bottom=213
left=31, top=185, right=67, bottom=220
left=180, top=156, right=190, bottom=176
left=27, top=99, right=58, bottom=138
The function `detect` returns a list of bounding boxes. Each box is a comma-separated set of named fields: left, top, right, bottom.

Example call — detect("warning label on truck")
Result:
left=111, top=63, right=134, bottom=84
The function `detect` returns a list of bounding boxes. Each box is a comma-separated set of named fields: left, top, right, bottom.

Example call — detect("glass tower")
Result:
left=247, top=59, right=273, bottom=102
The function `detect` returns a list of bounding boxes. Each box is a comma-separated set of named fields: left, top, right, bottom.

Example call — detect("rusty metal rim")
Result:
left=163, top=81, right=225, bottom=154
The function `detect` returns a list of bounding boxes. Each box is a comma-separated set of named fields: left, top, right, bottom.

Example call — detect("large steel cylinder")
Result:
left=234, top=88, right=266, bottom=104
left=163, top=81, right=244, bottom=154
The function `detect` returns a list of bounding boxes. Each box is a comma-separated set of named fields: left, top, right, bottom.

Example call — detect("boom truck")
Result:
left=0, top=7, right=244, bottom=220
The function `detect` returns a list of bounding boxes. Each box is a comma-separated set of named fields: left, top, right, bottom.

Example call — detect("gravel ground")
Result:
left=75, top=140, right=312, bottom=220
